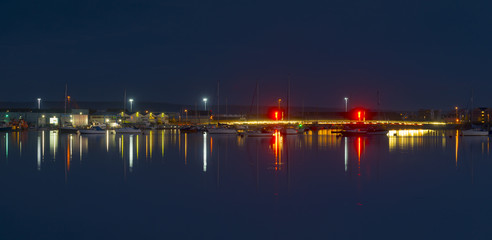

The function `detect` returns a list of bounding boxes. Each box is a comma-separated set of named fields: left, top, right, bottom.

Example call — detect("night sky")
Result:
left=1, top=0, right=491, bottom=110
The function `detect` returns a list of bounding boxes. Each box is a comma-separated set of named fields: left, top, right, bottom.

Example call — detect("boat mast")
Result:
left=64, top=83, right=68, bottom=114
left=123, top=89, right=127, bottom=113
left=287, top=75, right=291, bottom=121
left=217, top=81, right=220, bottom=124
left=256, top=81, right=259, bottom=124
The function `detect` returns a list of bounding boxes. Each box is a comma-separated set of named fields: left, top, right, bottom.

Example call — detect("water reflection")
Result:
left=37, top=135, right=41, bottom=171
left=344, top=137, right=348, bottom=172
left=203, top=132, right=207, bottom=172
left=129, top=135, right=134, bottom=172
left=5, top=132, right=8, bottom=159
left=50, top=130, right=57, bottom=160
left=1, top=129, right=491, bottom=183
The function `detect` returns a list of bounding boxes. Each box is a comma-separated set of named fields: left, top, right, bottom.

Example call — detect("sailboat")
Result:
left=461, top=92, right=489, bottom=136
left=207, top=81, right=237, bottom=134
left=78, top=126, right=106, bottom=134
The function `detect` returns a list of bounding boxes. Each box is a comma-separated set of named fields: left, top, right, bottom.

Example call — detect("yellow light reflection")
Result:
left=150, top=131, right=153, bottom=159
left=388, top=129, right=435, bottom=152
left=455, top=130, right=459, bottom=167
left=145, top=135, right=148, bottom=159
left=161, top=130, right=164, bottom=157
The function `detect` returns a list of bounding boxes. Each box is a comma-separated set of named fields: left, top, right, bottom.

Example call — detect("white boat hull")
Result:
left=461, top=129, right=489, bottom=136
left=78, top=130, right=106, bottom=134
left=115, top=128, right=142, bottom=134
left=282, top=129, right=298, bottom=135
left=207, top=128, right=237, bottom=134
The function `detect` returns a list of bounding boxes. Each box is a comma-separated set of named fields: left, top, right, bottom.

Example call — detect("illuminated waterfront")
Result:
left=0, top=130, right=491, bottom=239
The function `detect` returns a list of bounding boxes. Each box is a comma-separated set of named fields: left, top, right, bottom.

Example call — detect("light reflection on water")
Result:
left=0, top=129, right=489, bottom=178
left=0, top=129, right=491, bottom=238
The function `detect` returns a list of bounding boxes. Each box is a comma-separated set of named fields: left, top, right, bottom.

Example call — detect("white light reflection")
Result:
left=5, top=133, right=8, bottom=159
left=70, top=135, right=73, bottom=159
left=37, top=136, right=41, bottom=171
left=129, top=135, right=134, bottom=172
left=106, top=132, right=109, bottom=152
left=50, top=130, right=57, bottom=160
left=42, top=131, right=45, bottom=160
left=79, top=135, right=83, bottom=161
left=344, top=137, right=348, bottom=172
left=203, top=132, right=207, bottom=172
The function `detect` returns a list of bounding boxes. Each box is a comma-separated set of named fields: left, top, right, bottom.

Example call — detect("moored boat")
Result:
left=246, top=129, right=274, bottom=137
left=78, top=126, right=106, bottom=134
left=461, top=128, right=489, bottom=136
left=207, top=126, right=237, bottom=134
left=59, top=126, right=78, bottom=134
left=340, top=129, right=367, bottom=137
left=281, top=128, right=298, bottom=135
left=115, top=127, right=142, bottom=134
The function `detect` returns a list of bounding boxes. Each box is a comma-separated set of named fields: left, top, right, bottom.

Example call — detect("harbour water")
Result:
left=0, top=130, right=491, bottom=239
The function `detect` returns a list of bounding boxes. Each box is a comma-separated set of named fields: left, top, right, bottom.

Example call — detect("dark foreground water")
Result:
left=0, top=129, right=491, bottom=240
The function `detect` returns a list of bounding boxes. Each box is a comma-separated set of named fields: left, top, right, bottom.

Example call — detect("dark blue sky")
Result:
left=1, top=0, right=491, bottom=110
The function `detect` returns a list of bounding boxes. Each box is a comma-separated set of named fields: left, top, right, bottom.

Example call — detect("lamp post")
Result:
left=203, top=98, right=208, bottom=124
left=344, top=97, right=349, bottom=112
left=184, top=109, right=188, bottom=123
left=37, top=98, right=41, bottom=110
left=129, top=99, right=134, bottom=112
left=455, top=106, right=459, bottom=123
left=277, top=98, right=282, bottom=121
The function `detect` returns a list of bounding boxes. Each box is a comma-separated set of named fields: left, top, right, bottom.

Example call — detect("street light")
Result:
left=344, top=97, right=349, bottom=112
left=277, top=98, right=282, bottom=121
left=203, top=98, right=208, bottom=124
left=455, top=106, right=459, bottom=123
left=184, top=109, right=188, bottom=123
left=129, top=99, right=134, bottom=112
left=203, top=98, right=208, bottom=110
left=37, top=98, right=41, bottom=110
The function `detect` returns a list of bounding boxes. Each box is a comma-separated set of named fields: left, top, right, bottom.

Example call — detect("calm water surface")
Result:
left=0, top=130, right=491, bottom=239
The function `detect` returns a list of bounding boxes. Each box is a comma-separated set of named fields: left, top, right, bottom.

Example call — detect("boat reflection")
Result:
left=0, top=129, right=490, bottom=188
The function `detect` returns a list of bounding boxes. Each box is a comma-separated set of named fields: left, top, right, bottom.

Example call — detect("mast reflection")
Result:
left=184, top=133, right=187, bottom=165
